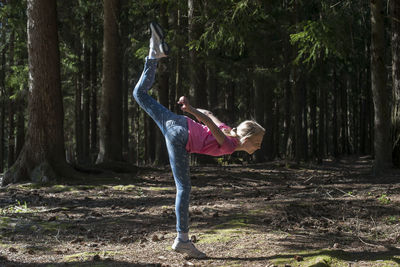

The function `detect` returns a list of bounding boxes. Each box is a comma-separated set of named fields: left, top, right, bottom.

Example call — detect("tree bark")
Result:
left=2, top=0, right=69, bottom=185
left=371, top=0, right=392, bottom=173
left=155, top=4, right=169, bottom=165
left=82, top=11, right=91, bottom=164
left=97, top=0, right=123, bottom=163
left=7, top=30, right=15, bottom=168
left=391, top=0, right=400, bottom=167
left=90, top=37, right=98, bottom=159
left=188, top=0, right=206, bottom=108
left=0, top=43, right=5, bottom=173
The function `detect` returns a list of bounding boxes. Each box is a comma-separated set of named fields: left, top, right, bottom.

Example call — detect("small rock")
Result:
left=158, top=256, right=167, bottom=260
left=71, top=237, right=83, bottom=244
left=294, top=255, right=303, bottom=261
left=48, top=216, right=57, bottom=222
left=333, top=243, right=340, bottom=248
left=120, top=236, right=131, bottom=243
left=184, top=261, right=194, bottom=266
left=93, top=254, right=101, bottom=261
left=26, top=249, right=35, bottom=255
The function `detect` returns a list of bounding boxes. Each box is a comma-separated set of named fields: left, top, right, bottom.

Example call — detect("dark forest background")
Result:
left=0, top=0, right=399, bottom=184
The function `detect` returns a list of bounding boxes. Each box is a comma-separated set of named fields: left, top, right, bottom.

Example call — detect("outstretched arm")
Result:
left=178, top=96, right=226, bottom=145
left=196, top=108, right=224, bottom=127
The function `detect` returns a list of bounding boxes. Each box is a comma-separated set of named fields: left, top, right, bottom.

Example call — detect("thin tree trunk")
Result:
left=254, top=71, right=265, bottom=162
left=302, top=79, right=309, bottom=161
left=188, top=0, right=206, bottom=108
left=293, top=71, right=303, bottom=163
left=15, top=90, right=25, bottom=158
left=318, top=85, right=325, bottom=164
left=155, top=4, right=169, bottom=165
left=7, top=30, right=15, bottom=168
left=90, top=39, right=98, bottom=160
left=82, top=11, right=91, bottom=164
left=371, top=0, right=392, bottom=173
left=332, top=66, right=339, bottom=158
left=391, top=0, right=400, bottom=167
left=0, top=44, right=5, bottom=172
left=75, top=50, right=83, bottom=163
left=97, top=0, right=123, bottom=163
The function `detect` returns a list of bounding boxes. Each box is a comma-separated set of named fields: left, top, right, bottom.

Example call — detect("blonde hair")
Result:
left=223, top=120, right=265, bottom=144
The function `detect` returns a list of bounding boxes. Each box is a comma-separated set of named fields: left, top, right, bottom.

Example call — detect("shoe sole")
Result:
left=160, top=42, right=169, bottom=56
left=172, top=246, right=206, bottom=259
left=150, top=22, right=169, bottom=56
left=150, top=22, right=164, bottom=41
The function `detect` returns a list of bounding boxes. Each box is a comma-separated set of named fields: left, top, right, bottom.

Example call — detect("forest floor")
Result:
left=0, top=156, right=399, bottom=267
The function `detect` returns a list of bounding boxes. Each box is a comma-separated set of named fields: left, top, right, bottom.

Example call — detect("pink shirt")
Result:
left=185, top=117, right=239, bottom=156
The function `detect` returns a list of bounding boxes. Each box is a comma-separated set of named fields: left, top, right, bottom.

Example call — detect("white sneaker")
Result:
left=171, top=238, right=206, bottom=259
left=149, top=22, right=169, bottom=59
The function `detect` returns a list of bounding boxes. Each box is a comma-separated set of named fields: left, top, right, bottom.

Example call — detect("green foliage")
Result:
left=0, top=200, right=30, bottom=215
left=6, top=65, right=28, bottom=95
left=290, top=20, right=340, bottom=65
left=378, top=194, right=391, bottom=205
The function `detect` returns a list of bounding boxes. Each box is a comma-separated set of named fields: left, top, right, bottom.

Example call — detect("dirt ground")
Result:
left=0, top=156, right=399, bottom=267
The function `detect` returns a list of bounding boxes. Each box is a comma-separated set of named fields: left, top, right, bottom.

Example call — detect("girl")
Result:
left=133, top=22, right=265, bottom=258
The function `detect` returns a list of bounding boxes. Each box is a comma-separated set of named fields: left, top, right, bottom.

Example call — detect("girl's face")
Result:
left=243, top=132, right=264, bottom=154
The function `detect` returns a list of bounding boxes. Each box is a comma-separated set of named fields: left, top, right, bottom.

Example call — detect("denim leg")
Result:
left=133, top=57, right=191, bottom=233
left=133, top=57, right=179, bottom=135
left=165, top=125, right=191, bottom=233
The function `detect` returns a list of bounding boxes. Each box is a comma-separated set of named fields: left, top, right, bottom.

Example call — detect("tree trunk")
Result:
left=0, top=44, right=5, bottom=173
left=254, top=71, right=265, bottom=162
left=97, top=0, right=123, bottom=163
left=391, top=0, right=400, bottom=167
left=75, top=49, right=83, bottom=164
left=318, top=85, right=326, bottom=164
left=302, top=79, right=309, bottom=161
left=2, top=0, right=69, bottom=186
left=7, top=30, right=15, bottom=168
left=310, top=84, right=317, bottom=159
left=332, top=66, right=339, bottom=158
left=371, top=0, right=392, bottom=173
left=340, top=76, right=349, bottom=154
left=82, top=11, right=91, bottom=164
left=155, top=4, right=169, bottom=165
left=15, top=90, right=26, bottom=158
left=90, top=38, right=98, bottom=160
left=188, top=0, right=206, bottom=108
left=293, top=71, right=303, bottom=163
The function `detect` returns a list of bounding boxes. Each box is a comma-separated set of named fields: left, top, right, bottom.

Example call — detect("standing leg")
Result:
left=165, top=121, right=206, bottom=259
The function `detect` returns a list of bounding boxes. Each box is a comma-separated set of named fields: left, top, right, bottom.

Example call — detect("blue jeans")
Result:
left=133, top=57, right=191, bottom=233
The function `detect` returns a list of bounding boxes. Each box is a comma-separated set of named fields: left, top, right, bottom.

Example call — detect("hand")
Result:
left=177, top=96, right=192, bottom=112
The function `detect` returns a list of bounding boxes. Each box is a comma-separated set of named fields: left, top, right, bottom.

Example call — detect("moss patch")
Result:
left=198, top=217, right=251, bottom=244
left=270, top=250, right=400, bottom=267
left=148, top=186, right=174, bottom=191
